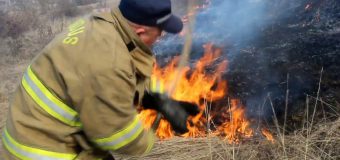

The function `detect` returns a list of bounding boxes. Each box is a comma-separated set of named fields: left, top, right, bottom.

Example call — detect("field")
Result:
left=0, top=0, right=339, bottom=159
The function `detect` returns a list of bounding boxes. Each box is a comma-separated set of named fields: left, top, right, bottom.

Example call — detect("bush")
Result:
left=55, top=0, right=79, bottom=17
left=6, top=38, right=24, bottom=56
left=0, top=9, right=38, bottom=39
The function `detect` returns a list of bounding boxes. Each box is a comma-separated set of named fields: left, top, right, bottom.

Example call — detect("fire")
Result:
left=139, top=43, right=275, bottom=143
left=261, top=128, right=275, bottom=143
left=139, top=109, right=174, bottom=139
left=217, top=99, right=254, bottom=144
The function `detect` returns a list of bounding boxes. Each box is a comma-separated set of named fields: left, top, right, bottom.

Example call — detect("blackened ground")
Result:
left=226, top=0, right=340, bottom=130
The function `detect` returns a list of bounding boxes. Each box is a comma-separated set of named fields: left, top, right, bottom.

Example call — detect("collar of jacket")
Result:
left=93, top=8, right=155, bottom=77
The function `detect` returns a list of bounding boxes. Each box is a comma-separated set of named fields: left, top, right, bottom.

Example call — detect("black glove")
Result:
left=141, top=91, right=200, bottom=134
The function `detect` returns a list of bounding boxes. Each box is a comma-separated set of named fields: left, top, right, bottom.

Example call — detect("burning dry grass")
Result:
left=135, top=98, right=340, bottom=160
left=140, top=43, right=277, bottom=143
left=134, top=43, right=340, bottom=159
left=115, top=116, right=340, bottom=160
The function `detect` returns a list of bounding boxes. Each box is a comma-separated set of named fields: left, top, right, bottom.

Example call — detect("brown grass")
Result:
left=114, top=99, right=339, bottom=160
left=115, top=124, right=339, bottom=160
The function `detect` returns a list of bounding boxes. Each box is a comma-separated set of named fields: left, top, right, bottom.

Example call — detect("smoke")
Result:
left=152, top=0, right=300, bottom=118
left=194, top=0, right=268, bottom=46
left=154, top=0, right=277, bottom=56
left=153, top=0, right=339, bottom=124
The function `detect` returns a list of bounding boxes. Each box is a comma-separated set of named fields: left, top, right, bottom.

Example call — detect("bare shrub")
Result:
left=0, top=10, right=6, bottom=37
left=0, top=11, right=27, bottom=38
left=36, top=24, right=54, bottom=46
left=74, top=0, right=100, bottom=6
left=54, top=0, right=79, bottom=17
left=6, top=38, right=24, bottom=56
left=0, top=7, right=40, bottom=38
left=36, top=0, right=55, bottom=14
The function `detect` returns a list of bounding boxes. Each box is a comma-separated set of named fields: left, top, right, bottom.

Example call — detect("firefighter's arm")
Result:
left=79, top=68, right=154, bottom=156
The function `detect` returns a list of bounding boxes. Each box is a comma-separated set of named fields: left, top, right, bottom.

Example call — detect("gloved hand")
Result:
left=141, top=91, right=200, bottom=134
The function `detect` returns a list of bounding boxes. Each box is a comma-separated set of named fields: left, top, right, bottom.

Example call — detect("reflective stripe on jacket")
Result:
left=2, top=128, right=77, bottom=160
left=22, top=66, right=81, bottom=127
left=150, top=76, right=165, bottom=94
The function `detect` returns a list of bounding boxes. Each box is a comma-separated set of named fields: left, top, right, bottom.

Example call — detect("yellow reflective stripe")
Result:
left=27, top=66, right=77, bottom=116
left=143, top=132, right=155, bottom=155
left=21, top=66, right=81, bottom=127
left=151, top=77, right=157, bottom=92
left=159, top=82, right=164, bottom=93
left=150, top=77, right=164, bottom=93
left=21, top=79, right=70, bottom=126
left=2, top=129, right=77, bottom=160
left=94, top=116, right=144, bottom=150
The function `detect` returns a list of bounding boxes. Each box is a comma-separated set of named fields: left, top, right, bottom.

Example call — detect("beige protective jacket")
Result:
left=2, top=8, right=155, bottom=160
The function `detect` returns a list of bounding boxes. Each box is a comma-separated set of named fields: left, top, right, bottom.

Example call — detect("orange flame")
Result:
left=261, top=128, right=275, bottom=143
left=217, top=99, right=254, bottom=144
left=139, top=43, right=274, bottom=143
left=139, top=109, right=174, bottom=139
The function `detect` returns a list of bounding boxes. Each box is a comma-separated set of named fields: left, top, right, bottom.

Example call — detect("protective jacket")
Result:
left=2, top=8, right=155, bottom=160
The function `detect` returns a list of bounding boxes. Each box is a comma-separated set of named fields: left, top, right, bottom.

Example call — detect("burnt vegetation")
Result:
left=227, top=0, right=340, bottom=129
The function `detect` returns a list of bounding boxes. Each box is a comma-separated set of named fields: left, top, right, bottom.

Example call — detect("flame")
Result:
left=217, top=99, right=254, bottom=144
left=139, top=43, right=274, bottom=143
left=140, top=43, right=226, bottom=138
left=139, top=109, right=174, bottom=139
left=261, top=128, right=275, bottom=143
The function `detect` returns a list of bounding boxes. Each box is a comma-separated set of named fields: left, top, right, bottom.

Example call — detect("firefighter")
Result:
left=1, top=0, right=199, bottom=159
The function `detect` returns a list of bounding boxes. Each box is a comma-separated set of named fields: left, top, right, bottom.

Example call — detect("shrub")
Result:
left=0, top=9, right=38, bottom=39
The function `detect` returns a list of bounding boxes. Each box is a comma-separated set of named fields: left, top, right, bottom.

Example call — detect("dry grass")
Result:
left=115, top=116, right=339, bottom=160
left=116, top=70, right=339, bottom=160
left=112, top=118, right=339, bottom=160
